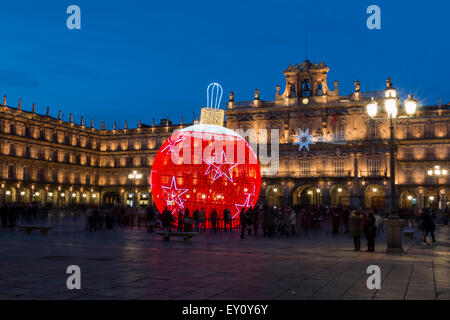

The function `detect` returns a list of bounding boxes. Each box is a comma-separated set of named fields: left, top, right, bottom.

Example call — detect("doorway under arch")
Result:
left=266, top=185, right=282, bottom=208
left=364, top=184, right=385, bottom=209
left=400, top=191, right=418, bottom=208
left=330, top=185, right=350, bottom=206
left=293, top=185, right=322, bottom=208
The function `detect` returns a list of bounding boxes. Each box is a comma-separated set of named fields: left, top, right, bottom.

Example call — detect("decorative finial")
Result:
left=58, top=110, right=61, bottom=120
left=275, top=86, right=280, bottom=97
left=229, top=91, right=234, bottom=102
left=32, top=103, right=36, bottom=113
left=101, top=121, right=105, bottom=130
left=2, top=95, right=6, bottom=106
left=81, top=116, right=84, bottom=126
left=254, top=88, right=260, bottom=100
left=124, top=120, right=128, bottom=129
left=138, top=120, right=142, bottom=128
left=18, top=99, right=22, bottom=110
left=354, top=80, right=360, bottom=92
left=46, top=106, right=50, bottom=116
left=386, top=77, right=392, bottom=88
left=91, top=119, right=94, bottom=128
left=334, top=80, right=339, bottom=96
left=113, top=121, right=117, bottom=130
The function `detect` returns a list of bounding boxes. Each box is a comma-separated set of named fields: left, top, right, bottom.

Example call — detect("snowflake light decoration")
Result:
left=293, top=128, right=315, bottom=151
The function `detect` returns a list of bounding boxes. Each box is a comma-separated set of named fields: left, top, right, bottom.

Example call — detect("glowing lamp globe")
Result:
left=150, top=83, right=261, bottom=225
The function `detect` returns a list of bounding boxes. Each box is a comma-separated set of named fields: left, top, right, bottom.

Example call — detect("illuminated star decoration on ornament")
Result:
left=161, top=176, right=188, bottom=214
left=293, top=128, right=315, bottom=151
left=234, top=185, right=256, bottom=218
left=204, top=151, right=238, bottom=182
left=160, top=135, right=186, bottom=154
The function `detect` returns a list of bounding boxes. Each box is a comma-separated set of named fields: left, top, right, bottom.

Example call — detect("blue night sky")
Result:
left=0, top=0, right=448, bottom=129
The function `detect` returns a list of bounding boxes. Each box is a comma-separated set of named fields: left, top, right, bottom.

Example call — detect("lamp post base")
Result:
left=384, top=218, right=405, bottom=253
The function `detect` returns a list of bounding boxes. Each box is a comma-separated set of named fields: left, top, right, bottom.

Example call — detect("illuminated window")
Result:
left=300, top=162, right=311, bottom=176
left=368, top=159, right=380, bottom=175
left=334, top=161, right=345, bottom=176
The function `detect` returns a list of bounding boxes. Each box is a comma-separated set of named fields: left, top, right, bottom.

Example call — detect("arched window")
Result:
left=316, top=82, right=323, bottom=96
left=290, top=85, right=296, bottom=98
left=302, top=78, right=311, bottom=97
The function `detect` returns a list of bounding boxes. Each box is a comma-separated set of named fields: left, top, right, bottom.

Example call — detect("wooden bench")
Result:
left=19, top=225, right=53, bottom=236
left=156, top=231, right=199, bottom=242
left=402, top=228, right=416, bottom=239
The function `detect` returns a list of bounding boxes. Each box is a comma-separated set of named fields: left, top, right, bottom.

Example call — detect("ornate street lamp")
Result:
left=404, top=95, right=418, bottom=115
left=427, top=165, right=448, bottom=209
left=128, top=170, right=143, bottom=207
left=366, top=97, right=378, bottom=118
left=366, top=78, right=418, bottom=253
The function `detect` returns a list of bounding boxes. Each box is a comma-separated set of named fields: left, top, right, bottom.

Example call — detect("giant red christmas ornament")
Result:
left=150, top=84, right=261, bottom=224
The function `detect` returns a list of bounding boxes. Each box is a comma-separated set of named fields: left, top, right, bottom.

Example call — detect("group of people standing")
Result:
left=1, top=202, right=42, bottom=228
left=349, top=210, right=377, bottom=252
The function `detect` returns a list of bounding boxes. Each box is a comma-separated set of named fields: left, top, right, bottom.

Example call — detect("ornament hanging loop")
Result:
left=207, top=83, right=223, bottom=109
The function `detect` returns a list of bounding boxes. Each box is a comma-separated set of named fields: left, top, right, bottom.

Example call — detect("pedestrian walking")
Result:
left=364, top=210, right=377, bottom=252
left=177, top=210, right=184, bottom=231
left=193, top=209, right=200, bottom=232
left=211, top=208, right=217, bottom=233
left=253, top=207, right=260, bottom=236
left=421, top=209, right=436, bottom=245
left=351, top=210, right=363, bottom=251
left=289, top=209, right=296, bottom=235
left=245, top=208, right=253, bottom=236
left=0, top=204, right=8, bottom=228
left=183, top=208, right=193, bottom=232
left=332, top=212, right=340, bottom=235
left=161, top=207, right=173, bottom=231
left=146, top=205, right=156, bottom=232
left=240, top=208, right=246, bottom=239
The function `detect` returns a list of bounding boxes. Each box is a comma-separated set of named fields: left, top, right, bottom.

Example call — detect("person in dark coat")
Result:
left=332, top=212, right=340, bottom=235
left=146, top=205, right=156, bottom=232
left=252, top=208, right=260, bottom=236
left=183, top=208, right=193, bottom=232
left=240, top=208, right=246, bottom=239
left=262, top=207, right=275, bottom=237
left=364, top=210, right=377, bottom=252
left=245, top=208, right=253, bottom=236
left=351, top=210, right=363, bottom=251
left=1, top=204, right=8, bottom=228
left=343, top=208, right=350, bottom=233
left=421, top=210, right=436, bottom=244
left=223, top=208, right=232, bottom=231
left=210, top=208, right=217, bottom=234
left=222, top=208, right=229, bottom=231
left=177, top=209, right=184, bottom=231
left=193, top=209, right=200, bottom=232
left=161, top=207, right=173, bottom=231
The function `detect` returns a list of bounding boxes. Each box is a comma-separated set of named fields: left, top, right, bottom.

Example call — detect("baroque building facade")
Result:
left=0, top=60, right=449, bottom=210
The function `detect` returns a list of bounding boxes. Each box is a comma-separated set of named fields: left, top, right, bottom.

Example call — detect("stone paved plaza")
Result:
left=0, top=213, right=449, bottom=300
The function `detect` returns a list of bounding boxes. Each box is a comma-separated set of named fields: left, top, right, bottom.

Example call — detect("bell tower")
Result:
left=281, top=60, right=331, bottom=100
